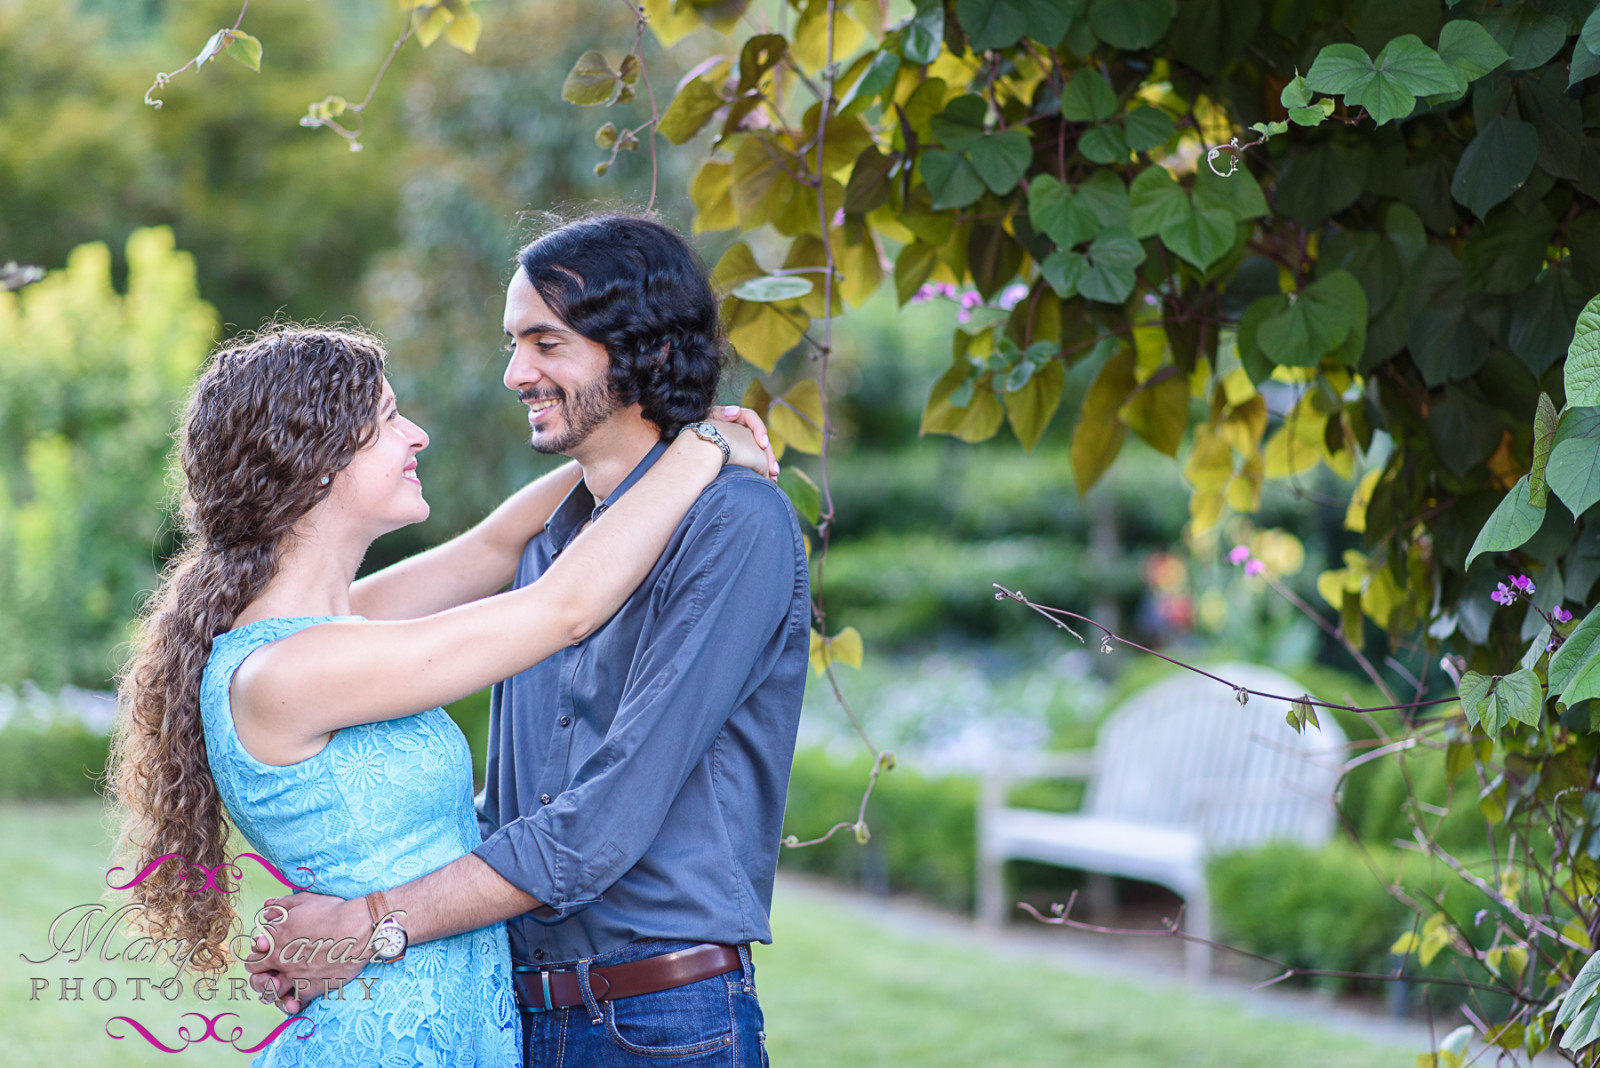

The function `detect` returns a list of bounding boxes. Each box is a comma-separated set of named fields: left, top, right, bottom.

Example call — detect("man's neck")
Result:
left=569, top=411, right=666, bottom=501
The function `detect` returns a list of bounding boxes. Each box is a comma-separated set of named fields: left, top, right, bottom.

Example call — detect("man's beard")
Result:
left=523, top=374, right=621, bottom=456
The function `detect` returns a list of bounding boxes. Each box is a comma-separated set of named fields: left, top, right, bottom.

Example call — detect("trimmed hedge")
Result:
left=0, top=719, right=110, bottom=799
left=779, top=747, right=977, bottom=911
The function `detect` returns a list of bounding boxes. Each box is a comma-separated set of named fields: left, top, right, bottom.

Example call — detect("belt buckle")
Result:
left=513, top=965, right=558, bottom=1013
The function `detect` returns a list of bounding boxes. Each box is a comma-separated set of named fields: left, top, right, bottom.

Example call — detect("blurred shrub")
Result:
left=0, top=720, right=110, bottom=799
left=779, top=747, right=977, bottom=912
left=1210, top=841, right=1408, bottom=981
left=0, top=228, right=215, bottom=689
left=1211, top=840, right=1507, bottom=996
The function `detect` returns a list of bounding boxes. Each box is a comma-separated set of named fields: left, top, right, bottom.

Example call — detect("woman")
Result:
left=108, top=324, right=776, bottom=1066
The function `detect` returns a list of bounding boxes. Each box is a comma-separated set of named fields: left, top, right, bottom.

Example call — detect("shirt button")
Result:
left=540, top=793, right=552, bottom=804
left=533, top=949, right=545, bottom=961
left=558, top=716, right=571, bottom=727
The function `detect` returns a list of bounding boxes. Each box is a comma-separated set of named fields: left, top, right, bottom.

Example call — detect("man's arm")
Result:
left=245, top=854, right=539, bottom=1011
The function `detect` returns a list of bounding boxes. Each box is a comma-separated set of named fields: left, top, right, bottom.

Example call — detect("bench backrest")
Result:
left=1082, top=664, right=1347, bottom=853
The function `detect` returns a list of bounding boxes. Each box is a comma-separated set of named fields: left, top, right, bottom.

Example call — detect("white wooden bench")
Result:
left=975, top=663, right=1347, bottom=980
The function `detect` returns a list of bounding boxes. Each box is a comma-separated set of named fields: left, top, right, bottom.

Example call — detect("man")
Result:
left=248, top=213, right=811, bottom=1065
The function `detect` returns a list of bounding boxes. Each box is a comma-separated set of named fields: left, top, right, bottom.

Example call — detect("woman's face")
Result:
left=325, top=378, right=430, bottom=537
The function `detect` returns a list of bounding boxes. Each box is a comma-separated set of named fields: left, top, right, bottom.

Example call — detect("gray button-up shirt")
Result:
left=473, top=440, right=810, bottom=965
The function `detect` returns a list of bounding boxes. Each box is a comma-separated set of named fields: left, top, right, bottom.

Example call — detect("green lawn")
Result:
left=1, top=801, right=1411, bottom=1066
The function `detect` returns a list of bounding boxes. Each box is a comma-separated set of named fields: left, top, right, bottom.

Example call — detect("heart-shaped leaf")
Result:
left=1466, top=474, right=1546, bottom=570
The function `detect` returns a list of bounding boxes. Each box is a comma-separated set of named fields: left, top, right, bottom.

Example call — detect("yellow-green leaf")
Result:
left=223, top=30, right=262, bottom=71
left=1118, top=370, right=1189, bottom=457
left=415, top=5, right=453, bottom=48
left=1071, top=350, right=1137, bottom=493
left=1262, top=399, right=1328, bottom=478
left=562, top=50, right=621, bottom=106
left=829, top=626, right=864, bottom=669
left=642, top=0, right=703, bottom=45
left=691, top=163, right=739, bottom=232
left=770, top=379, right=826, bottom=454
left=712, top=242, right=765, bottom=293
left=1003, top=359, right=1065, bottom=452
left=659, top=77, right=725, bottom=144
left=442, top=9, right=481, bottom=53
left=1184, top=429, right=1234, bottom=491
left=727, top=303, right=807, bottom=372
left=1345, top=468, right=1382, bottom=532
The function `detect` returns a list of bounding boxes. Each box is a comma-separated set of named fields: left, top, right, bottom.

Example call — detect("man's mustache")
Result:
left=518, top=388, right=563, bottom=404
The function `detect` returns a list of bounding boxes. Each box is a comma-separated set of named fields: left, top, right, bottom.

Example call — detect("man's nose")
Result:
left=504, top=346, right=544, bottom=393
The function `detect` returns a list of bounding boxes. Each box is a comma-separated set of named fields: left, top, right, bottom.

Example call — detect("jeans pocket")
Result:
left=601, top=975, right=737, bottom=1058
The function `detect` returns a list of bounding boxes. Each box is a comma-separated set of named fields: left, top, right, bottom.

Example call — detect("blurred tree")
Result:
left=356, top=0, right=710, bottom=555
left=0, top=227, right=216, bottom=689
left=0, top=0, right=400, bottom=332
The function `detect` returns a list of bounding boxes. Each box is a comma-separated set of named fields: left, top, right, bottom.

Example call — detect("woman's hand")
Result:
left=706, top=405, right=780, bottom=480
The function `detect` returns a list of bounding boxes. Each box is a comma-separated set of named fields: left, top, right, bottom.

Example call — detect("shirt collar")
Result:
left=545, top=439, right=670, bottom=555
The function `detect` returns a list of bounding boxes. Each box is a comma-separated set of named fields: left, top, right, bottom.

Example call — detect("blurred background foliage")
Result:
left=0, top=0, right=1445, bottom=1003
left=0, top=0, right=1353, bottom=690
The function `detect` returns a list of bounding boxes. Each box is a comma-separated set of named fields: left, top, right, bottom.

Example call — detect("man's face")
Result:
left=502, top=270, right=620, bottom=456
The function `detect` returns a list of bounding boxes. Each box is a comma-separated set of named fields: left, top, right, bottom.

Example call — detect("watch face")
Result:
left=372, top=920, right=406, bottom=960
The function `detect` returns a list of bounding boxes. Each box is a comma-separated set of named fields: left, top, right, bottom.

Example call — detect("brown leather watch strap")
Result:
left=365, top=890, right=387, bottom=926
left=513, top=943, right=741, bottom=1012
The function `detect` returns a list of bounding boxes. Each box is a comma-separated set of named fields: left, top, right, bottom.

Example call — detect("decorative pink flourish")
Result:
left=183, top=861, right=245, bottom=894
left=105, top=853, right=189, bottom=891
left=233, top=1013, right=316, bottom=1052
left=107, top=853, right=314, bottom=893
left=106, top=1015, right=187, bottom=1053
left=234, top=852, right=316, bottom=890
left=107, top=1012, right=314, bottom=1052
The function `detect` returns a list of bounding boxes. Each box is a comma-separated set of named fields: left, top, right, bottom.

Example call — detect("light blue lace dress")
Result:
left=200, top=616, right=521, bottom=1067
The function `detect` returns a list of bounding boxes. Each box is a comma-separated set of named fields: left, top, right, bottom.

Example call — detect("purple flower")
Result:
left=956, top=308, right=971, bottom=324
left=998, top=283, right=1030, bottom=310
left=911, top=284, right=937, bottom=304
left=936, top=283, right=958, bottom=299
left=1554, top=606, right=1574, bottom=624
left=1244, top=559, right=1265, bottom=577
left=1511, top=574, right=1535, bottom=594
left=1490, top=585, right=1516, bottom=607
left=960, top=290, right=983, bottom=310
left=831, top=208, right=845, bottom=227
left=1228, top=546, right=1251, bottom=565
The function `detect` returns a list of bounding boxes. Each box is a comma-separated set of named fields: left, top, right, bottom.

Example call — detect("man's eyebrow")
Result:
left=505, top=320, right=571, bottom=339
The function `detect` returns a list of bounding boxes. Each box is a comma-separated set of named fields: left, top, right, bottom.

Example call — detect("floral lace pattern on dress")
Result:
left=201, top=616, right=520, bottom=1067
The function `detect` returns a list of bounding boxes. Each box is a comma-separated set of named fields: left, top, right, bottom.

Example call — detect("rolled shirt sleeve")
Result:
left=472, top=477, right=800, bottom=919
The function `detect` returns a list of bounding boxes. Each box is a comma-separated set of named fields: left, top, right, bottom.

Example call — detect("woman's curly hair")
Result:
left=108, top=325, right=386, bottom=973
left=516, top=214, right=727, bottom=438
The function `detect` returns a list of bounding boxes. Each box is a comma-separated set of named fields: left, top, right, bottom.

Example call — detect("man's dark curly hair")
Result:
left=515, top=214, right=727, bottom=439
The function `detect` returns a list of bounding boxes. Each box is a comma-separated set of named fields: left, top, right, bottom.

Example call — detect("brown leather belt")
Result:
left=512, top=943, right=741, bottom=1013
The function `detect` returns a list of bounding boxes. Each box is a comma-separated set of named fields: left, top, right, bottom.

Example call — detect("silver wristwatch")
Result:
left=680, top=421, right=731, bottom=465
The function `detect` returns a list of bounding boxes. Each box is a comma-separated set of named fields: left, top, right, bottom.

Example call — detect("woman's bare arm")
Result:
left=349, top=462, right=583, bottom=621
left=231, top=431, right=744, bottom=764
left=347, top=406, right=775, bottom=621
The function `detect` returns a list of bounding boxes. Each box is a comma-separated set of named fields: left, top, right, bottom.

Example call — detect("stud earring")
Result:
left=319, top=475, right=331, bottom=486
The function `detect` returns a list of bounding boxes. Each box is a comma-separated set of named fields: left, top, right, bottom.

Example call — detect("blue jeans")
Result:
left=517, top=940, right=768, bottom=1067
